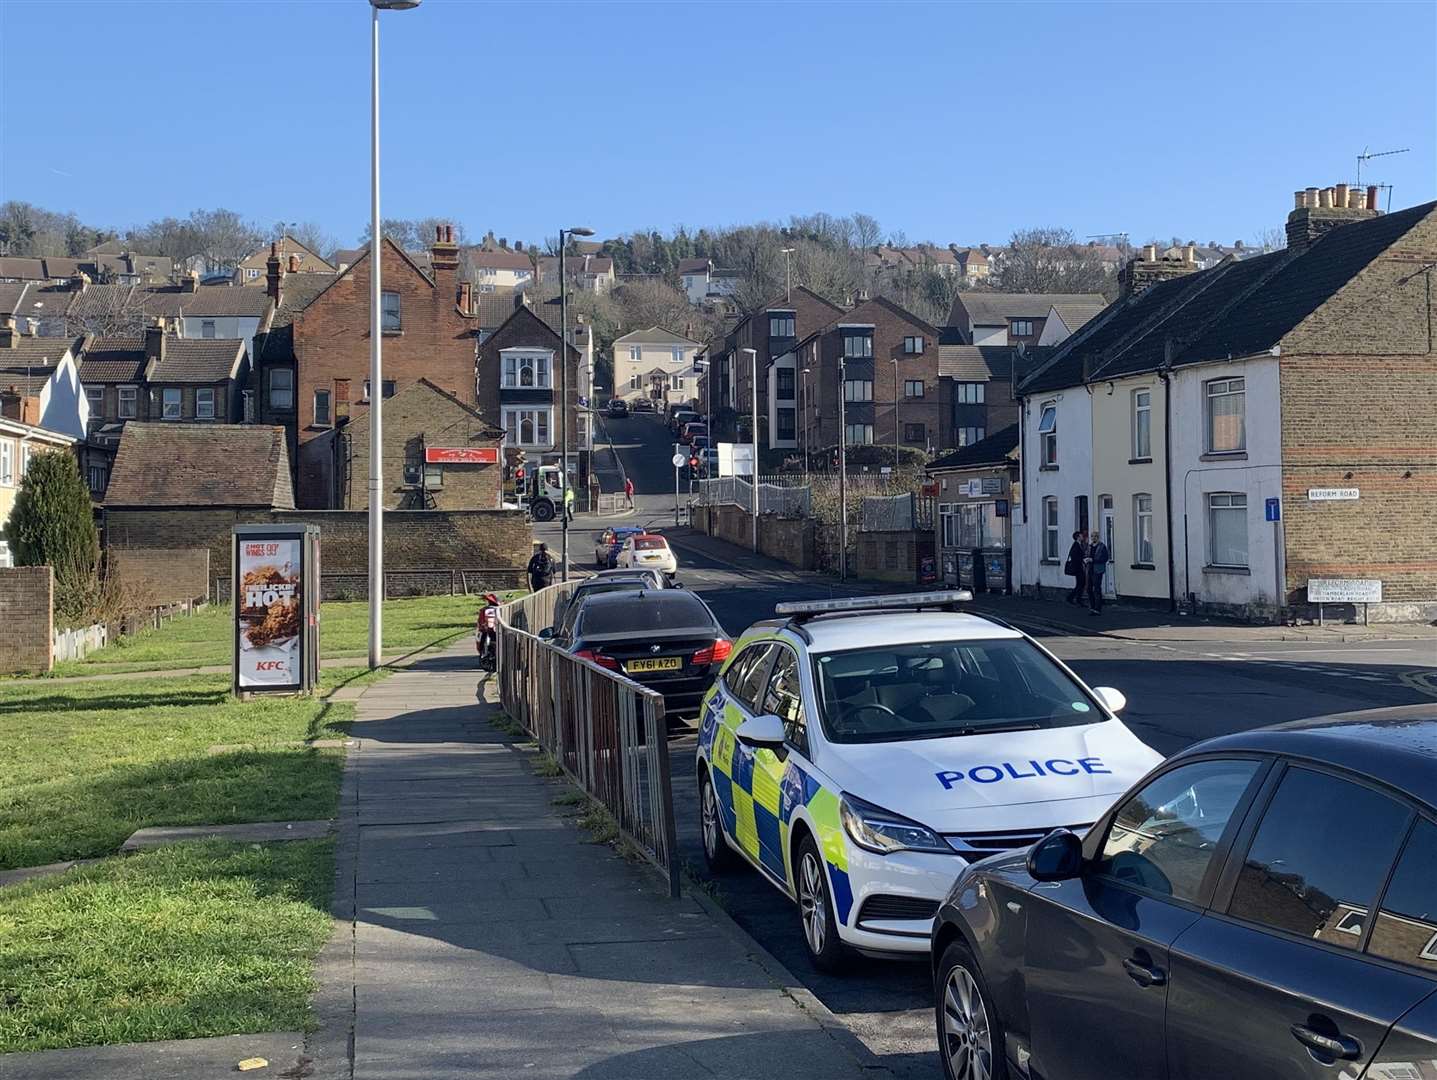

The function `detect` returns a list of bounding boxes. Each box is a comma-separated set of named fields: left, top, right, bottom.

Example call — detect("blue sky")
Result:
left=2, top=0, right=1434, bottom=249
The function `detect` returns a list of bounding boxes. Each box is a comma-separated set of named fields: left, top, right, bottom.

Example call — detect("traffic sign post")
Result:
left=672, top=452, right=685, bottom=524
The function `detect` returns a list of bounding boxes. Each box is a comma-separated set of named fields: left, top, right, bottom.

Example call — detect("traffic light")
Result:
left=688, top=455, right=699, bottom=472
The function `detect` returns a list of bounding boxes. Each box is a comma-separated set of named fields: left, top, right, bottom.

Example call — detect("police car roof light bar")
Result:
left=775, top=589, right=974, bottom=623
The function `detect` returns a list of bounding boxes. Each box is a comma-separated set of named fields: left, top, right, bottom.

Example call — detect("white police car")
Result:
left=694, top=591, right=1161, bottom=970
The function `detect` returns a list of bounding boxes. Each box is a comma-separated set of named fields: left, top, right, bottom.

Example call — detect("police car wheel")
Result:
left=795, top=835, right=846, bottom=972
left=699, top=772, right=737, bottom=872
left=935, top=941, right=1006, bottom=1080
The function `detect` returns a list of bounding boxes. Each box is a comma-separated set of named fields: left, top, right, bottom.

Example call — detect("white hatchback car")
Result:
left=694, top=591, right=1162, bottom=970
left=618, top=533, right=678, bottom=576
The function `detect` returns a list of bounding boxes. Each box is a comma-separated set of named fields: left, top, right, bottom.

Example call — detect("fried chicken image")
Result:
left=246, top=597, right=300, bottom=648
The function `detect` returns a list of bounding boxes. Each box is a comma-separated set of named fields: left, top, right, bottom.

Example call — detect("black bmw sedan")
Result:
left=931, top=706, right=1437, bottom=1080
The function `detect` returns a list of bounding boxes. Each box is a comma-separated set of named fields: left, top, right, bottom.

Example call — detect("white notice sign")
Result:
left=1308, top=488, right=1359, bottom=501
left=1307, top=578, right=1382, bottom=604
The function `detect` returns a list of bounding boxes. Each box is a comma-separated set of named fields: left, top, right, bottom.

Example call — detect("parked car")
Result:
left=607, top=398, right=630, bottom=418
left=617, top=533, right=678, bottom=576
left=680, top=422, right=708, bottom=446
left=592, top=567, right=671, bottom=589
left=930, top=704, right=1437, bottom=1080
left=550, top=573, right=654, bottom=634
left=633, top=397, right=656, bottom=413
left=695, top=590, right=1159, bottom=972
left=546, top=589, right=730, bottom=718
left=593, top=526, right=647, bottom=569
left=669, top=409, right=699, bottom=436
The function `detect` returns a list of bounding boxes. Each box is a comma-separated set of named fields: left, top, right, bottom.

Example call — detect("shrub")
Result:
left=9, top=450, right=100, bottom=625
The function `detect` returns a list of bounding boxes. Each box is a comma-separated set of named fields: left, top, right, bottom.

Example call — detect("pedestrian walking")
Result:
left=1087, top=531, right=1109, bottom=614
left=526, top=543, right=555, bottom=593
left=623, top=476, right=635, bottom=509
left=564, top=483, right=576, bottom=523
left=1064, top=531, right=1088, bottom=605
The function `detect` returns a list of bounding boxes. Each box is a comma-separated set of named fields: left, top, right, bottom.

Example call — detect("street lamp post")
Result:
left=742, top=347, right=758, bottom=552
left=558, top=225, right=594, bottom=583
left=892, top=356, right=901, bottom=471
left=780, top=247, right=794, bottom=302
left=800, top=365, right=810, bottom=486
left=838, top=352, right=848, bottom=581
left=367, top=0, right=420, bottom=671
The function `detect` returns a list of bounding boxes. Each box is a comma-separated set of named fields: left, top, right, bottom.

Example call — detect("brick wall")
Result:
left=475, top=304, right=582, bottom=458
left=293, top=238, right=476, bottom=507
left=0, top=565, right=53, bottom=674
left=109, top=547, right=210, bottom=605
left=1278, top=207, right=1437, bottom=617
left=732, top=288, right=844, bottom=438
left=692, top=504, right=815, bottom=569
left=855, top=529, right=918, bottom=583
left=104, top=508, right=532, bottom=598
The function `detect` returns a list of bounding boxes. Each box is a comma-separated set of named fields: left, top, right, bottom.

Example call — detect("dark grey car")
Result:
left=930, top=706, right=1437, bottom=1080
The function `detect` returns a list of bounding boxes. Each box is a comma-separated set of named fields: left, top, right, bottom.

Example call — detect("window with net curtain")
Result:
left=1208, top=492, right=1248, bottom=567
left=1206, top=377, right=1245, bottom=452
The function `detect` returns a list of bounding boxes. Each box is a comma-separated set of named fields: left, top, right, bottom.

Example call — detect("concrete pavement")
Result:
left=311, top=640, right=875, bottom=1080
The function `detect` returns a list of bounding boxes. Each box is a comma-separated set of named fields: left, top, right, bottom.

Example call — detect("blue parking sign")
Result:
left=1265, top=497, right=1281, bottom=522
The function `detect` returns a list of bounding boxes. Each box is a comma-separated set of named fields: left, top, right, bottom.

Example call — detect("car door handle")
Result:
left=1290, top=1024, right=1362, bottom=1061
left=1122, top=957, right=1166, bottom=988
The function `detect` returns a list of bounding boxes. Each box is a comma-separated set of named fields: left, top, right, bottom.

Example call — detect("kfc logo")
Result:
left=254, top=660, right=287, bottom=671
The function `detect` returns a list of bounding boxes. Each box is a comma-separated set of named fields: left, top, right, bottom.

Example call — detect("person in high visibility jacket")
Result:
left=564, top=483, right=576, bottom=523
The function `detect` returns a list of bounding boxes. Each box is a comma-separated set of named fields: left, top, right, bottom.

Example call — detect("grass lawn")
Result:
left=0, top=668, right=373, bottom=871
left=48, top=593, right=486, bottom=676
left=0, top=839, right=334, bottom=1054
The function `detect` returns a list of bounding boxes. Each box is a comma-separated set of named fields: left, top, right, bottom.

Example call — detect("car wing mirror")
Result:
left=1027, top=828, right=1083, bottom=882
left=735, top=713, right=786, bottom=750
left=537, top=627, right=555, bottom=641
left=1092, top=686, right=1127, bottom=714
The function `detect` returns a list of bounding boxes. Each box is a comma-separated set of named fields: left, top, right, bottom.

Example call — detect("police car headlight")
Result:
left=839, top=795, right=950, bottom=855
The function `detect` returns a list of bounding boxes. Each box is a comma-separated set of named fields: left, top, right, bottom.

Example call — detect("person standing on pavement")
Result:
left=1087, top=531, right=1109, bottom=615
left=527, top=543, right=555, bottom=593
left=623, top=476, right=635, bottom=509
left=564, top=483, right=576, bottom=523
left=1064, top=531, right=1088, bottom=605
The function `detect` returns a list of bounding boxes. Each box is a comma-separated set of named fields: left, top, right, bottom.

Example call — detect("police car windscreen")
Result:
left=581, top=594, right=712, bottom=635
left=813, top=639, right=1101, bottom=744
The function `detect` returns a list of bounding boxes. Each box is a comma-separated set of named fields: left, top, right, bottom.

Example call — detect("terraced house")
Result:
left=1015, top=186, right=1437, bottom=622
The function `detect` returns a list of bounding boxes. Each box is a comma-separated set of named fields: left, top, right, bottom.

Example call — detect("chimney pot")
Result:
left=1305, top=187, right=1319, bottom=208
left=288, top=254, right=301, bottom=273
left=1367, top=185, right=1380, bottom=211
left=1335, top=183, right=1349, bottom=208
left=1142, top=243, right=1157, bottom=261
left=1293, top=190, right=1306, bottom=209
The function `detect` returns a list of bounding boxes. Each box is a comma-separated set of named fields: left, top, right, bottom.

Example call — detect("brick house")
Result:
left=946, top=291, right=1106, bottom=347
left=270, top=228, right=477, bottom=508
left=928, top=424, right=1020, bottom=592
left=792, top=295, right=943, bottom=456
left=1015, top=187, right=1437, bottom=622
left=475, top=300, right=584, bottom=474
left=78, top=322, right=248, bottom=428
left=309, top=378, right=505, bottom=510
left=234, top=235, right=335, bottom=285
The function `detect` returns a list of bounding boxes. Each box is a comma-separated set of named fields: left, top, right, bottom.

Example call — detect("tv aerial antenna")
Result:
left=1356, top=147, right=1408, bottom=210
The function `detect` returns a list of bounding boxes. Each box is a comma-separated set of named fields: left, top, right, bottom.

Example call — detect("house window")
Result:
left=503, top=407, right=552, bottom=448
left=87, top=463, right=108, bottom=494
left=769, top=313, right=795, bottom=338
left=85, top=385, right=104, bottom=415
left=672, top=347, right=684, bottom=363
left=903, top=335, right=924, bottom=354
left=269, top=368, right=294, bottom=409
left=843, top=379, right=873, bottom=402
left=959, top=426, right=985, bottom=446
left=955, top=382, right=984, bottom=405
left=1206, top=377, right=1245, bottom=452
left=424, top=463, right=444, bottom=489
left=940, top=504, right=957, bottom=547
left=381, top=291, right=401, bottom=332
left=1038, top=403, right=1057, bottom=465
left=118, top=385, right=138, bottom=418
left=161, top=387, right=181, bottom=420
left=201, top=319, right=216, bottom=339
left=629, top=346, right=641, bottom=361
left=362, top=379, right=397, bottom=401
left=1207, top=492, right=1248, bottom=567
left=629, top=373, right=640, bottom=390
left=195, top=387, right=216, bottom=420
left=904, top=379, right=925, bottom=398
left=1132, top=388, right=1152, bottom=459
left=245, top=268, right=260, bottom=280
left=673, top=374, right=684, bottom=390
left=1134, top=493, right=1154, bottom=564
left=776, top=368, right=796, bottom=400
left=1011, top=319, right=1033, bottom=337
left=904, top=422, right=925, bottom=443
left=0, top=439, right=13, bottom=485
left=842, top=332, right=872, bottom=358
left=777, top=408, right=796, bottom=441
left=845, top=423, right=874, bottom=445
left=1075, top=494, right=1089, bottom=535
left=503, top=354, right=550, bottom=389
left=1043, top=497, right=1059, bottom=560
left=20, top=444, right=32, bottom=477
left=313, top=389, right=331, bottom=426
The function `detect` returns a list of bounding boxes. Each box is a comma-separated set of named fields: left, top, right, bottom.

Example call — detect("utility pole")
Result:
left=743, top=347, right=758, bottom=552
left=892, top=356, right=900, bottom=471
left=780, top=247, right=794, bottom=302
left=557, top=225, right=594, bottom=583
left=838, top=352, right=847, bottom=582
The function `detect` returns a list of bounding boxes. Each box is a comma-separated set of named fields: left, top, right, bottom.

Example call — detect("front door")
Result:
left=1026, top=757, right=1265, bottom=1080
left=1100, top=495, right=1116, bottom=598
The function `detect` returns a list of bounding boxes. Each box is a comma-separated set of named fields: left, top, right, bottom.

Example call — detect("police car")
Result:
left=694, top=591, right=1162, bottom=970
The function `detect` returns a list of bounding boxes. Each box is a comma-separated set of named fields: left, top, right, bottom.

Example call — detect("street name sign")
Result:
left=1308, top=578, right=1382, bottom=603
left=1308, top=488, right=1359, bottom=501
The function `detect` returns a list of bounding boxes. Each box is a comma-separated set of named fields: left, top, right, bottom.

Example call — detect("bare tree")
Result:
left=65, top=284, right=148, bottom=338
left=1253, top=226, right=1286, bottom=253
left=852, top=212, right=882, bottom=252
left=996, top=227, right=1114, bottom=295
left=289, top=221, right=340, bottom=262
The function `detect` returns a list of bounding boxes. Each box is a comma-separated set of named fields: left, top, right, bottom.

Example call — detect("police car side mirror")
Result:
left=1092, top=687, right=1127, bottom=714
left=1027, top=828, right=1083, bottom=882
left=735, top=713, right=786, bottom=751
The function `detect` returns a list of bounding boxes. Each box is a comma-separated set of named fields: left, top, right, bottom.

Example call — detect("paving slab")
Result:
left=307, top=639, right=874, bottom=1080
left=0, top=1031, right=307, bottom=1080
left=0, top=857, right=105, bottom=889
left=120, top=819, right=331, bottom=851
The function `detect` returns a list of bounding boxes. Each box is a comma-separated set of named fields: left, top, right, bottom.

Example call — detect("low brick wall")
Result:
left=0, top=566, right=53, bottom=675
left=109, top=548, right=210, bottom=606
left=104, top=507, right=532, bottom=595
left=856, top=529, right=919, bottom=583
left=692, top=504, right=814, bottom=569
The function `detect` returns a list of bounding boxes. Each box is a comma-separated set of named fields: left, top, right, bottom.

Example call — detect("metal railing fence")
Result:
left=694, top=477, right=811, bottom=518
left=496, top=585, right=681, bottom=898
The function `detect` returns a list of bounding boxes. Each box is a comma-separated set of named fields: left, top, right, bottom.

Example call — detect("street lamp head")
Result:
left=740, top=347, right=757, bottom=357
left=370, top=0, right=421, bottom=8
left=780, top=247, right=795, bottom=254
left=567, top=227, right=595, bottom=237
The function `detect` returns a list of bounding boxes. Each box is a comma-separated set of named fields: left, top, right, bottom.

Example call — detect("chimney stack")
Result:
left=1286, top=181, right=1382, bottom=252
left=143, top=317, right=166, bottom=363
left=180, top=270, right=199, bottom=293
left=0, top=387, right=43, bottom=425
left=266, top=241, right=283, bottom=304
left=457, top=280, right=472, bottom=314
left=0, top=315, right=17, bottom=348
left=1184, top=242, right=1197, bottom=264
left=1119, top=244, right=1199, bottom=299
left=288, top=253, right=301, bottom=273
left=430, top=224, right=459, bottom=277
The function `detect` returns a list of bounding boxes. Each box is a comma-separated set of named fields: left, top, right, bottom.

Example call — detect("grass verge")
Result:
left=47, top=594, right=485, bottom=677
left=0, top=839, right=333, bottom=1054
left=0, top=667, right=376, bottom=870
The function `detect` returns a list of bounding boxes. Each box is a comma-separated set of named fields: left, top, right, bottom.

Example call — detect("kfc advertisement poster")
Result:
left=237, top=538, right=302, bottom=689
